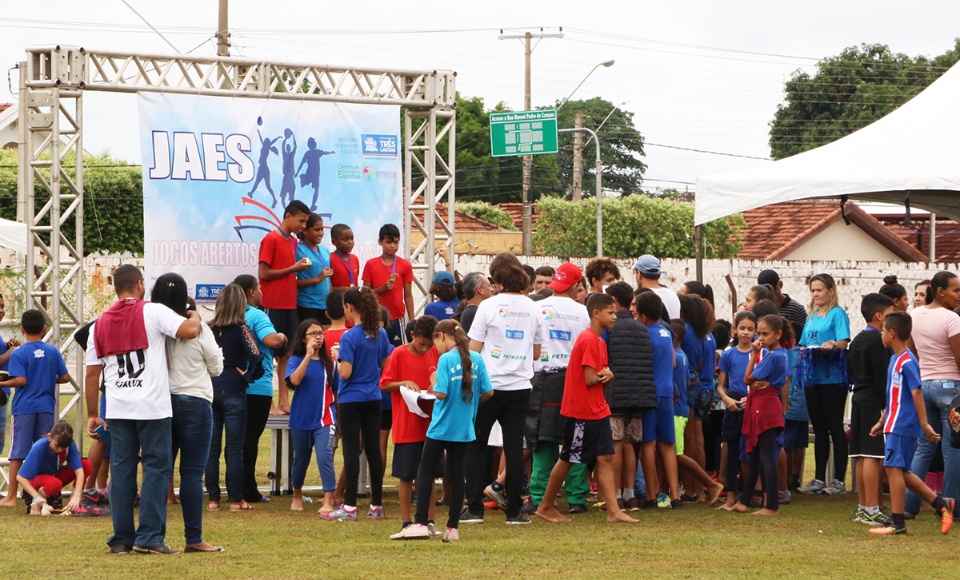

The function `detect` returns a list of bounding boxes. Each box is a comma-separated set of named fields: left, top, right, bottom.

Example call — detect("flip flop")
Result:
left=184, top=545, right=225, bottom=553
left=231, top=501, right=255, bottom=512
left=207, top=501, right=221, bottom=512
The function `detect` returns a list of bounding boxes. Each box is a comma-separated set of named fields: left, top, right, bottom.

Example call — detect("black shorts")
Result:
left=266, top=308, right=299, bottom=353
left=297, top=306, right=331, bottom=327
left=721, top=409, right=745, bottom=443
left=849, top=402, right=885, bottom=458
left=559, top=418, right=614, bottom=468
left=783, top=419, right=809, bottom=450
left=380, top=408, right=393, bottom=430
left=392, top=441, right=445, bottom=481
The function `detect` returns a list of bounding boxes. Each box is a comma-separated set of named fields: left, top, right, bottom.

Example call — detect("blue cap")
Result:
left=632, top=254, right=661, bottom=275
left=433, top=271, right=455, bottom=287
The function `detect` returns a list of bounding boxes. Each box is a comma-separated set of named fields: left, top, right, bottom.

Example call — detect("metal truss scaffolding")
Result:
left=19, top=45, right=456, bottom=441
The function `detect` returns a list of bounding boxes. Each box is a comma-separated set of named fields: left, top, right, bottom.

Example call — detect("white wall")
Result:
left=783, top=219, right=902, bottom=261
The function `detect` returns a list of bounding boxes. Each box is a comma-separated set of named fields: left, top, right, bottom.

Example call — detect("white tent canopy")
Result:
left=695, top=61, right=960, bottom=225
left=0, top=217, right=28, bottom=255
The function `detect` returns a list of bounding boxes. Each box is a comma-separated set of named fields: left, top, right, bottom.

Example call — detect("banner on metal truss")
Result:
left=137, top=93, right=402, bottom=301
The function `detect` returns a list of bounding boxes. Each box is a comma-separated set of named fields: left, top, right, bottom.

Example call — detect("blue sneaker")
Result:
left=321, top=505, right=358, bottom=521
left=366, top=506, right=385, bottom=520
left=656, top=493, right=671, bottom=509
left=798, top=479, right=825, bottom=494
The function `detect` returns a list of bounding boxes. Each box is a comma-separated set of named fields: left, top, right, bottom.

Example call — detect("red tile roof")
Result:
left=739, top=201, right=927, bottom=262
left=411, top=205, right=502, bottom=233
left=497, top=202, right=540, bottom=231
left=878, top=216, right=960, bottom=263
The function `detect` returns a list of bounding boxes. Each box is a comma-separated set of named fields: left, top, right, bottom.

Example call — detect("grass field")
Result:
left=1, top=433, right=955, bottom=579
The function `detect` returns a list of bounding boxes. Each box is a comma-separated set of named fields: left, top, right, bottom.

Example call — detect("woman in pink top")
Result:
left=905, top=270, right=960, bottom=519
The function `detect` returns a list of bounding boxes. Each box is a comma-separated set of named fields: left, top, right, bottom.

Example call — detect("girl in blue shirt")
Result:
left=397, top=320, right=492, bottom=542
left=324, top=287, right=393, bottom=521
left=797, top=273, right=851, bottom=496
left=732, top=314, right=793, bottom=516
left=296, top=213, right=334, bottom=327
left=717, top=311, right=756, bottom=510
left=286, top=319, right=337, bottom=515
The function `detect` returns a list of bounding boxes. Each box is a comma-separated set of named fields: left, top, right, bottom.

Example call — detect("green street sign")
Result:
left=489, top=109, right=558, bottom=157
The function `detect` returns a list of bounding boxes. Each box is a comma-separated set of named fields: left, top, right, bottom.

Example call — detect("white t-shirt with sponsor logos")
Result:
left=535, top=296, right=589, bottom=371
left=85, top=302, right=187, bottom=421
left=468, top=292, right=544, bottom=391
left=654, top=287, right=681, bottom=320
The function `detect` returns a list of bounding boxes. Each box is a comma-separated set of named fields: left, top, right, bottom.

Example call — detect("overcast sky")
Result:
left=3, top=1, right=959, bottom=193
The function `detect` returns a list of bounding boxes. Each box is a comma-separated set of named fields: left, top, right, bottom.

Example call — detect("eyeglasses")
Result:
left=306, top=330, right=323, bottom=337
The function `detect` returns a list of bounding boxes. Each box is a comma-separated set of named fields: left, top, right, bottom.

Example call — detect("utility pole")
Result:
left=499, top=28, right=563, bottom=255
left=572, top=109, right=584, bottom=201
left=217, top=0, right=230, bottom=57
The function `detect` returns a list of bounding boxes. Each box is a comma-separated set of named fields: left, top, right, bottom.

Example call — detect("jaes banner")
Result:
left=137, top=93, right=402, bottom=300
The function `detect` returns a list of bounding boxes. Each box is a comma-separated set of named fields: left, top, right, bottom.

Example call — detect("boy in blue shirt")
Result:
left=869, top=312, right=954, bottom=535
left=0, top=310, right=70, bottom=508
left=632, top=291, right=680, bottom=509
left=17, top=421, right=92, bottom=514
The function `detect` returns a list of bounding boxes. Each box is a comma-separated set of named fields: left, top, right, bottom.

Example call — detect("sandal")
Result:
left=207, top=501, right=221, bottom=512
left=231, top=501, right=254, bottom=512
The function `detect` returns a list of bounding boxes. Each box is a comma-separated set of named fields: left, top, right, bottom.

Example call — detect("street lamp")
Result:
left=557, top=59, right=615, bottom=110
left=585, top=100, right=628, bottom=148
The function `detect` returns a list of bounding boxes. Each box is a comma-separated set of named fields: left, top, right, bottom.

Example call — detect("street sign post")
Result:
left=489, top=109, right=558, bottom=157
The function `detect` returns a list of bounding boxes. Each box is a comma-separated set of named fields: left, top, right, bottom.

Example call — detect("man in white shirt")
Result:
left=525, top=263, right=592, bottom=514
left=85, top=265, right=201, bottom=555
left=632, top=255, right=680, bottom=320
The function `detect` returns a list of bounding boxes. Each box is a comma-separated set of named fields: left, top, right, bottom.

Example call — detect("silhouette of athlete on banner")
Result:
left=248, top=117, right=281, bottom=207
left=279, top=128, right=297, bottom=208
left=296, top=137, right=335, bottom=211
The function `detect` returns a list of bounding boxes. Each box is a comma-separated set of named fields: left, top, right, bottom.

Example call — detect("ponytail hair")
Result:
left=343, top=286, right=382, bottom=337
left=434, top=319, right=473, bottom=401
left=760, top=314, right=795, bottom=349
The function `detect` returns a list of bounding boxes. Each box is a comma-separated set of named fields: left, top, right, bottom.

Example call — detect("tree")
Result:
left=533, top=196, right=745, bottom=258
left=454, top=201, right=516, bottom=230
left=553, top=98, right=646, bottom=197
left=769, top=40, right=960, bottom=159
left=0, top=149, right=144, bottom=255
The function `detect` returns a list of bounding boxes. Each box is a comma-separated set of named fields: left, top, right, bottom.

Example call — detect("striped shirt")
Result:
left=778, top=295, right=808, bottom=328
left=884, top=350, right=922, bottom=438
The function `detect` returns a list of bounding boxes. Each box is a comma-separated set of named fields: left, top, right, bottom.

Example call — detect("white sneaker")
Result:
left=427, top=522, right=443, bottom=538
left=797, top=479, right=825, bottom=494
left=822, top=479, right=846, bottom=495
left=442, top=527, right=459, bottom=543
left=390, top=523, right=429, bottom=540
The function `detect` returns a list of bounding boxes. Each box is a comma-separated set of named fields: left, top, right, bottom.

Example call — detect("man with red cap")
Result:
left=523, top=263, right=592, bottom=514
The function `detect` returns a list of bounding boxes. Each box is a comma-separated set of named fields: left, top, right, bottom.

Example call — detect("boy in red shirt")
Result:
left=362, top=224, right=414, bottom=347
left=258, top=200, right=311, bottom=414
left=329, top=224, right=360, bottom=292
left=380, top=316, right=441, bottom=535
left=536, top=293, right=638, bottom=524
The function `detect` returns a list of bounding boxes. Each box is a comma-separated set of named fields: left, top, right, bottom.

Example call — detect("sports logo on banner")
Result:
left=137, top=93, right=402, bottom=300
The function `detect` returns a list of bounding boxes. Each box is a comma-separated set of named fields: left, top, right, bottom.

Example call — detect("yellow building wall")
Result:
left=410, top=231, right=523, bottom=255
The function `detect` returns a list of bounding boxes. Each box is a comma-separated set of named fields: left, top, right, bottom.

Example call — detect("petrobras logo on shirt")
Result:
left=549, top=329, right=572, bottom=342
left=505, top=329, right=525, bottom=340
left=540, top=347, right=549, bottom=363
left=491, top=347, right=502, bottom=359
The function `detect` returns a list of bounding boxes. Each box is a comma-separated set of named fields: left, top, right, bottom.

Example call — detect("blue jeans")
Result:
left=205, top=391, right=247, bottom=503
left=107, top=417, right=172, bottom=549
left=171, top=395, right=213, bottom=545
left=634, top=456, right=647, bottom=498
left=0, top=399, right=7, bottom=456
left=906, top=379, right=960, bottom=517
left=291, top=425, right=336, bottom=491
